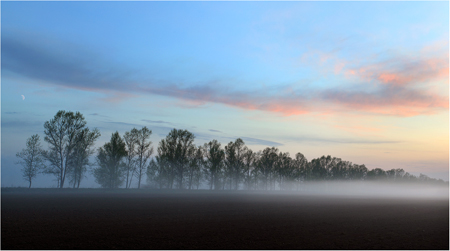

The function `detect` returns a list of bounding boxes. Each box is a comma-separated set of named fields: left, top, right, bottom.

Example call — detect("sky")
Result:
left=1, top=1, right=449, bottom=187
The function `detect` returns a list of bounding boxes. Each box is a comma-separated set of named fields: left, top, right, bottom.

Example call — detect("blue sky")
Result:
left=2, top=1, right=448, bottom=187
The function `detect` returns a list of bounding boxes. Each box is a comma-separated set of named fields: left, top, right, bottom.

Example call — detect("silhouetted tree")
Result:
left=123, top=128, right=139, bottom=188
left=293, top=152, right=308, bottom=189
left=187, top=146, right=204, bottom=189
left=277, top=152, right=296, bottom=190
left=134, top=127, right=153, bottom=189
left=367, top=168, right=387, bottom=180
left=147, top=156, right=168, bottom=189
left=93, top=132, right=127, bottom=188
left=224, top=138, right=246, bottom=190
left=310, top=155, right=339, bottom=181
left=419, top=173, right=430, bottom=182
left=156, top=129, right=195, bottom=189
left=156, top=136, right=175, bottom=189
left=401, top=172, right=417, bottom=182
left=204, top=140, right=225, bottom=190
left=348, top=164, right=368, bottom=180
left=242, top=149, right=256, bottom=190
left=256, top=147, right=279, bottom=190
left=309, top=158, right=326, bottom=181
left=43, top=110, right=87, bottom=188
left=331, top=160, right=351, bottom=180
left=386, top=168, right=405, bottom=181
left=68, top=128, right=101, bottom=188
left=16, top=134, right=45, bottom=188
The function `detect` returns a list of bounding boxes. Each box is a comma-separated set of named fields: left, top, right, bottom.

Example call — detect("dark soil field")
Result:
left=1, top=188, right=448, bottom=250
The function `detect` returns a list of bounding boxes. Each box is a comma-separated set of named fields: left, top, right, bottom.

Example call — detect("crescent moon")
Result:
left=21, top=95, right=25, bottom=100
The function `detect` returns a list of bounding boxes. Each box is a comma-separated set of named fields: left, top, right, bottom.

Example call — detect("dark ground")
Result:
left=1, top=188, right=448, bottom=250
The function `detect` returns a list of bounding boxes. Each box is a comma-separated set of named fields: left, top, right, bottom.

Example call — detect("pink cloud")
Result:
left=346, top=57, right=449, bottom=87
left=321, top=86, right=449, bottom=117
left=7, top=30, right=447, bottom=118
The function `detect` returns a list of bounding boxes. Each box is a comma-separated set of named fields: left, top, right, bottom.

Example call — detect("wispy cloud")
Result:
left=142, top=119, right=172, bottom=125
left=1, top=120, right=43, bottom=129
left=286, top=135, right=402, bottom=145
left=239, top=137, right=283, bottom=147
left=321, top=85, right=448, bottom=117
left=3, top=30, right=447, bottom=118
left=209, top=129, right=222, bottom=133
left=344, top=53, right=448, bottom=87
left=89, top=113, right=109, bottom=118
left=103, top=121, right=175, bottom=138
left=104, top=121, right=145, bottom=128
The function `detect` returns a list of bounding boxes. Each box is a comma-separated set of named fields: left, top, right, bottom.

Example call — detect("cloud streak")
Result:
left=3, top=30, right=447, bottom=117
left=233, top=137, right=283, bottom=147
left=142, top=119, right=173, bottom=125
left=286, top=135, right=402, bottom=145
left=345, top=54, right=448, bottom=87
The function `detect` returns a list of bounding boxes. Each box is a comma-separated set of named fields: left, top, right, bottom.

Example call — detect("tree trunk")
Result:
left=178, top=166, right=183, bottom=189
left=138, top=169, right=142, bottom=189
left=129, top=173, right=134, bottom=188
left=188, top=172, right=193, bottom=190
left=210, top=173, right=214, bottom=190
left=126, top=170, right=130, bottom=189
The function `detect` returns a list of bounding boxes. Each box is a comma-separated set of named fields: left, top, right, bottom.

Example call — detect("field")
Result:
left=1, top=188, right=448, bottom=250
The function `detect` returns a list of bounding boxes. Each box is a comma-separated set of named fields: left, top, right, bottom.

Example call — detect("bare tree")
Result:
left=242, top=149, right=256, bottom=190
left=293, top=152, right=308, bottom=189
left=276, top=152, right=294, bottom=190
left=43, top=110, right=87, bottom=188
left=224, top=138, right=246, bottom=190
left=68, top=128, right=101, bottom=188
left=16, top=134, right=45, bottom=188
left=204, top=140, right=225, bottom=190
left=123, top=128, right=139, bottom=188
left=135, top=127, right=153, bottom=189
left=147, top=151, right=170, bottom=189
left=255, top=147, right=279, bottom=190
left=187, top=145, right=204, bottom=190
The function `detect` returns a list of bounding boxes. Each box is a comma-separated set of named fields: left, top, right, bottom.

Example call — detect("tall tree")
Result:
left=276, top=152, right=295, bottom=190
left=366, top=168, right=387, bottom=180
left=348, top=164, right=368, bottom=180
left=330, top=160, right=350, bottom=180
left=157, top=129, right=195, bottom=189
left=242, top=149, right=256, bottom=190
left=386, top=168, right=405, bottom=181
left=68, top=128, right=101, bottom=188
left=16, top=134, right=45, bottom=188
left=204, top=140, right=225, bottom=190
left=123, top=128, right=139, bottom=188
left=93, top=132, right=127, bottom=188
left=256, top=147, right=279, bottom=190
left=224, top=141, right=235, bottom=189
left=224, top=138, right=246, bottom=190
left=43, top=110, right=87, bottom=188
left=310, top=155, right=337, bottom=181
left=135, top=127, right=154, bottom=189
left=293, top=152, right=308, bottom=190
left=147, top=157, right=166, bottom=189
left=187, top=145, right=204, bottom=190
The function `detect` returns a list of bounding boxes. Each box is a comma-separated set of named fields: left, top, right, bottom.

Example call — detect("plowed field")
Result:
left=2, top=189, right=448, bottom=249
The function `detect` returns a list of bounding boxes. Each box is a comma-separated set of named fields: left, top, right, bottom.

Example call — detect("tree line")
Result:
left=16, top=110, right=447, bottom=189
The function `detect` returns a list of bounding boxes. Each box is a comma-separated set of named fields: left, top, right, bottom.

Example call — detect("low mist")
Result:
left=257, top=181, right=449, bottom=199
